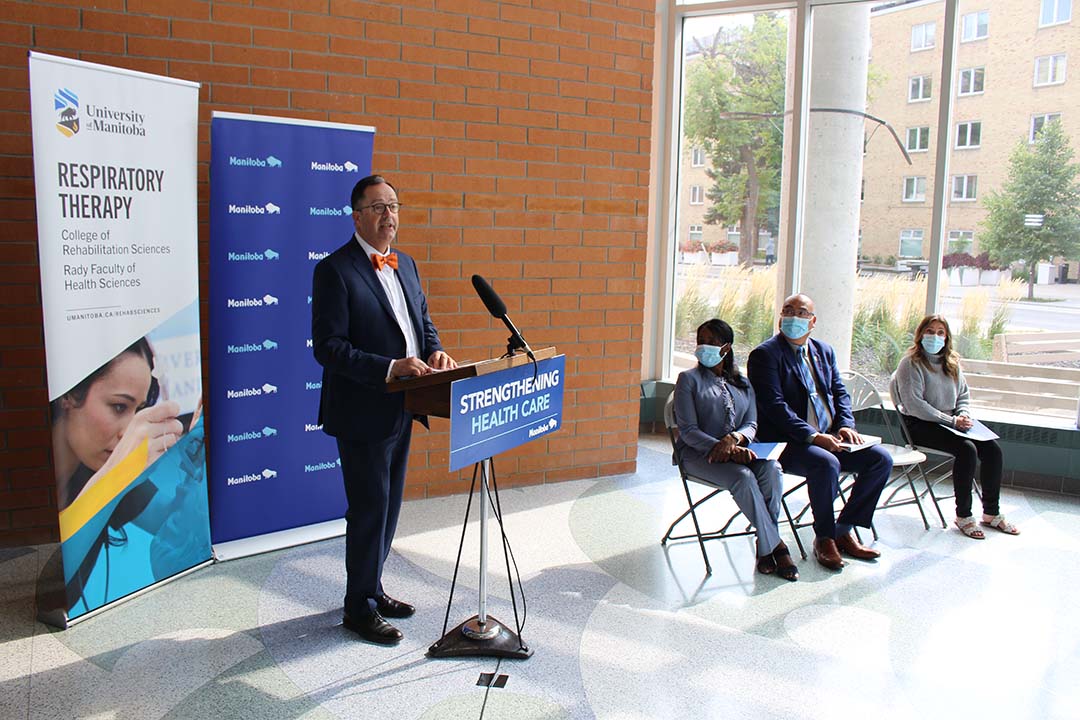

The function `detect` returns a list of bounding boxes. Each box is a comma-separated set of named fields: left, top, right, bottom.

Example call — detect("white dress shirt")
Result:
left=355, top=234, right=420, bottom=378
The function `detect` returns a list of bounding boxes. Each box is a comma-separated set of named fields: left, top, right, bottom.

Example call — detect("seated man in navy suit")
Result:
left=312, top=175, right=456, bottom=645
left=747, top=293, right=892, bottom=571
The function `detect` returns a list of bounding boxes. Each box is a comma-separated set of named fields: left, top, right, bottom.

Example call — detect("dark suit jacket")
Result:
left=747, top=334, right=855, bottom=444
left=311, top=236, right=443, bottom=440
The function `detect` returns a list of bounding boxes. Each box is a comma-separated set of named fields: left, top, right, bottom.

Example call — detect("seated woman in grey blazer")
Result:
left=673, top=319, right=798, bottom=581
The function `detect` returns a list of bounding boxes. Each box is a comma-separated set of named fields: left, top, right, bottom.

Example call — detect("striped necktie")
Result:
left=798, top=345, right=831, bottom=432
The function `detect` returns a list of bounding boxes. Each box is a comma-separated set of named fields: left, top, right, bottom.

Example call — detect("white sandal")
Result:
left=981, top=514, right=1020, bottom=535
left=954, top=516, right=985, bottom=539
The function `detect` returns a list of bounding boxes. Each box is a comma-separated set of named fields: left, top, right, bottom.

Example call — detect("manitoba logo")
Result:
left=55, top=88, right=79, bottom=137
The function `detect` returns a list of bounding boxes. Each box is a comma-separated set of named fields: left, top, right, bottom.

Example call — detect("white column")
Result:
left=799, top=3, right=871, bottom=369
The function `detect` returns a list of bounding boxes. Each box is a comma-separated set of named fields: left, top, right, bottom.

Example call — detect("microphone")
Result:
left=471, top=274, right=534, bottom=359
left=471, top=273, right=507, bottom=319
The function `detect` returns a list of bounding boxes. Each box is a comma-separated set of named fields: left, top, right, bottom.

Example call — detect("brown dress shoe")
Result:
left=813, top=537, right=845, bottom=571
left=835, top=532, right=881, bottom=561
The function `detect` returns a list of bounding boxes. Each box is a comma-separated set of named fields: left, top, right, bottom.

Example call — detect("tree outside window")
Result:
left=981, top=121, right=1080, bottom=299
left=1031, top=113, right=1062, bottom=143
left=947, top=230, right=974, bottom=254
left=682, top=13, right=787, bottom=267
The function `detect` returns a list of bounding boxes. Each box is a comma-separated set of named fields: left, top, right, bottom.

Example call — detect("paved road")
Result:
left=940, top=282, right=1080, bottom=332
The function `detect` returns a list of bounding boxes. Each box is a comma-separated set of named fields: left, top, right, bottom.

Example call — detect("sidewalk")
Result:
left=940, top=279, right=1080, bottom=309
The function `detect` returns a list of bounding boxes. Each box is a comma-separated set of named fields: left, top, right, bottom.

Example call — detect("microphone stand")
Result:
left=500, top=314, right=538, bottom=380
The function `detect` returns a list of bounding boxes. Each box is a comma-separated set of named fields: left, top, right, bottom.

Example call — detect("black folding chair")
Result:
left=660, top=394, right=809, bottom=574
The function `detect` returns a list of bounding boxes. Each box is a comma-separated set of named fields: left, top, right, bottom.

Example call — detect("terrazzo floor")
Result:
left=2, top=436, right=1078, bottom=719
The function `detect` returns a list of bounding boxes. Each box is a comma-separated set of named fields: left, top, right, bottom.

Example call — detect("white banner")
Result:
left=30, top=53, right=210, bottom=626
left=30, top=52, right=199, bottom=401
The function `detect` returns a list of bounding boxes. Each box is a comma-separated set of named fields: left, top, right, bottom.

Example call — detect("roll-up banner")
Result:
left=29, top=52, right=210, bottom=627
left=208, top=113, right=374, bottom=559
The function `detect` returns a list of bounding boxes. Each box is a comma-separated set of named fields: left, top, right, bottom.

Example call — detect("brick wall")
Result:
left=0, top=0, right=655, bottom=547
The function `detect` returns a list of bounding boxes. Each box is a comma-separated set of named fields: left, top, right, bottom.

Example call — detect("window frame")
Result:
left=691, top=147, right=705, bottom=167
left=906, top=126, right=930, bottom=152
left=1031, top=112, right=1062, bottom=142
left=899, top=228, right=925, bottom=258
left=947, top=230, right=974, bottom=254
left=902, top=176, right=927, bottom=202
left=1039, top=0, right=1072, bottom=27
left=688, top=224, right=704, bottom=242
left=1034, top=54, right=1067, bottom=87
left=911, top=21, right=935, bottom=52
left=955, top=120, right=982, bottom=149
left=958, top=66, right=985, bottom=96
left=960, top=10, right=989, bottom=42
left=951, top=174, right=978, bottom=202
left=908, top=74, right=932, bottom=102
left=689, top=184, right=704, bottom=205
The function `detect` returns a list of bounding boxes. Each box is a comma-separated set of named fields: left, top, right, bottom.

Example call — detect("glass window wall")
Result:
left=656, top=0, right=1079, bottom=427
left=669, top=7, right=793, bottom=375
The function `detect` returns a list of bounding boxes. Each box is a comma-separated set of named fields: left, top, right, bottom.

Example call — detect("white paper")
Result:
left=942, top=418, right=999, bottom=441
left=839, top=434, right=882, bottom=452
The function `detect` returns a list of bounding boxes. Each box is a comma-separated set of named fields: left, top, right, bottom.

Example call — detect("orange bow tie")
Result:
left=371, top=252, right=398, bottom=271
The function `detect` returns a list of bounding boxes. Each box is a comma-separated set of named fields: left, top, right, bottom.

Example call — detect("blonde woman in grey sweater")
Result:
left=891, top=315, right=1020, bottom=539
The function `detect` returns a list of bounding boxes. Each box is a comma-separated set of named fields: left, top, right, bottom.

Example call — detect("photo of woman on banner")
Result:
left=50, top=334, right=210, bottom=618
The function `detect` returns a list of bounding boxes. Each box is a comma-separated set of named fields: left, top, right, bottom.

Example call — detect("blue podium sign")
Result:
left=449, top=355, right=565, bottom=471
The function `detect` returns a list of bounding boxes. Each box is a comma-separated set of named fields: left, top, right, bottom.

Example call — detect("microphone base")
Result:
left=428, top=615, right=532, bottom=659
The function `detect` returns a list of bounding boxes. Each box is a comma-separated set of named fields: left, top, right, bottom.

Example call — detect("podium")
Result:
left=387, top=347, right=560, bottom=660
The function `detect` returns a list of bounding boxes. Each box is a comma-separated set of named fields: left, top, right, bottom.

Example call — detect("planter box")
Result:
left=710, top=251, right=738, bottom=266
left=679, top=251, right=707, bottom=264
left=961, top=266, right=980, bottom=286
left=948, top=268, right=963, bottom=285
left=980, top=269, right=1001, bottom=285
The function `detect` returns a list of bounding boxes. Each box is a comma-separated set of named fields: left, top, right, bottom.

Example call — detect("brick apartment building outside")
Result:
left=861, top=0, right=1078, bottom=263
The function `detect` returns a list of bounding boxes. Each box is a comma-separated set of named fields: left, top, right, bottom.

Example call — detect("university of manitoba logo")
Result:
left=55, top=88, right=79, bottom=138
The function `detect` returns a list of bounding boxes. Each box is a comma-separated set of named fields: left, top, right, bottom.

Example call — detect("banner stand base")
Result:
left=427, top=614, right=532, bottom=659
left=38, top=558, right=213, bottom=630
left=212, top=518, right=347, bottom=562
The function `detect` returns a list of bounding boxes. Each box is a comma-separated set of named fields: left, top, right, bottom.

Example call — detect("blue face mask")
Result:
left=921, top=334, right=946, bottom=354
left=695, top=344, right=726, bottom=368
left=780, top=316, right=811, bottom=340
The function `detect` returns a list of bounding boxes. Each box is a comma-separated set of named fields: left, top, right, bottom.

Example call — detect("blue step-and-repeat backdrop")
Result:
left=208, top=112, right=374, bottom=547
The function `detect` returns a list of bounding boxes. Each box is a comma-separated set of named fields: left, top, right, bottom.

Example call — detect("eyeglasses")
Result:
left=780, top=308, right=814, bottom=319
left=354, top=202, right=402, bottom=215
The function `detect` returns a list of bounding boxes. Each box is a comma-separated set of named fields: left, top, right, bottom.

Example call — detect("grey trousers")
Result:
left=681, top=456, right=784, bottom=556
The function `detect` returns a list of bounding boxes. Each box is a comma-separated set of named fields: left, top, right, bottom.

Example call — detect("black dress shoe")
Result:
left=772, top=542, right=799, bottom=582
left=376, top=593, right=415, bottom=619
left=343, top=611, right=403, bottom=645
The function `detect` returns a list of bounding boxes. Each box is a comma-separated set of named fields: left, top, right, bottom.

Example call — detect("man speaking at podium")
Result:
left=312, top=175, right=456, bottom=645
